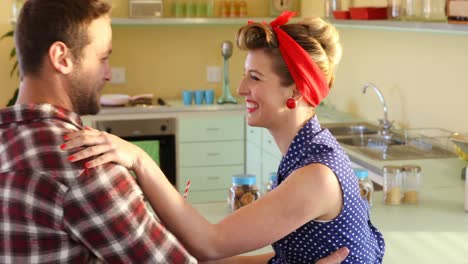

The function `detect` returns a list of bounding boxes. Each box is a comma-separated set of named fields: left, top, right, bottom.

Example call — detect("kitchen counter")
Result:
left=193, top=164, right=468, bottom=263
left=193, top=105, right=468, bottom=263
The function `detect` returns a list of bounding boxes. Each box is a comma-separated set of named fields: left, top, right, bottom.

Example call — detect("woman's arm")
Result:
left=63, top=128, right=343, bottom=261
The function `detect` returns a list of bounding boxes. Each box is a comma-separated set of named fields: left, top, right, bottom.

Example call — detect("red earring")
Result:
left=286, top=97, right=296, bottom=109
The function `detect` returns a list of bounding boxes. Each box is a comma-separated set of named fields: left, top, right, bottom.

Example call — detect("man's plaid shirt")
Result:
left=0, top=104, right=197, bottom=263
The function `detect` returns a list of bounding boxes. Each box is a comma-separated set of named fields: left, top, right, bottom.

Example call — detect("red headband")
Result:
left=249, top=11, right=329, bottom=107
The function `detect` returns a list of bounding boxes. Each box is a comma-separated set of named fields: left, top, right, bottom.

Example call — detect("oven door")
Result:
left=95, top=119, right=176, bottom=186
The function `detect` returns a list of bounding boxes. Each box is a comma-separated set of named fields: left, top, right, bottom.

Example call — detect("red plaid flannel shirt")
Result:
left=0, top=104, right=197, bottom=263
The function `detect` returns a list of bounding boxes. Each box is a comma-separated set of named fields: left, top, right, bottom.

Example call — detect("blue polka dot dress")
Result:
left=268, top=116, right=385, bottom=263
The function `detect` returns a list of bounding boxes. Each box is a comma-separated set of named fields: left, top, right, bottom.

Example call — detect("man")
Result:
left=0, top=0, right=348, bottom=263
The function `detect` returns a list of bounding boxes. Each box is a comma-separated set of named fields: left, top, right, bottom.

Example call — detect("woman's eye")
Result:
left=250, top=74, right=260, bottom=81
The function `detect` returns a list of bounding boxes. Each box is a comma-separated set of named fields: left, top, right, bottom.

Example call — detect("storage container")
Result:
left=383, top=165, right=403, bottom=205
left=228, top=174, right=259, bottom=212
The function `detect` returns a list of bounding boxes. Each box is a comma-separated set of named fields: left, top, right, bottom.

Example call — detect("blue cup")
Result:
left=194, top=90, right=204, bottom=105
left=182, top=90, right=193, bottom=105
left=204, top=89, right=215, bottom=104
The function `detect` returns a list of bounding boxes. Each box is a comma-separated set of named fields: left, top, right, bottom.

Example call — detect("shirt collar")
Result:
left=0, top=104, right=83, bottom=129
left=278, top=115, right=333, bottom=177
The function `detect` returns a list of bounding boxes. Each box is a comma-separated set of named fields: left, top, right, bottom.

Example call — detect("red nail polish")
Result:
left=68, top=155, right=75, bottom=161
left=85, top=162, right=90, bottom=168
left=60, top=144, right=66, bottom=150
left=63, top=135, right=69, bottom=140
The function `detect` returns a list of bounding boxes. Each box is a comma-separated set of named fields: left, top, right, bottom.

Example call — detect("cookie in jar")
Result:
left=228, top=174, right=260, bottom=212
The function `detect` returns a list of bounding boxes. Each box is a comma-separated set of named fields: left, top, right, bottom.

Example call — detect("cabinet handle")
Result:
left=206, top=128, right=220, bottom=132
left=207, top=176, right=220, bottom=180
left=207, top=152, right=221, bottom=157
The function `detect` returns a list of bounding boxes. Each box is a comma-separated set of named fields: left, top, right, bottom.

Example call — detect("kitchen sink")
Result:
left=337, top=135, right=405, bottom=148
left=322, top=122, right=456, bottom=160
left=324, top=122, right=380, bottom=137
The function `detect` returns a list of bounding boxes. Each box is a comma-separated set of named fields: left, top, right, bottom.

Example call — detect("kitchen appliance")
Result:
left=95, top=118, right=176, bottom=186
left=129, top=0, right=163, bottom=18
left=217, top=40, right=237, bottom=104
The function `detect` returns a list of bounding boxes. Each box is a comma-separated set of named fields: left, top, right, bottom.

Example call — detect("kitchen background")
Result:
left=1, top=0, right=467, bottom=133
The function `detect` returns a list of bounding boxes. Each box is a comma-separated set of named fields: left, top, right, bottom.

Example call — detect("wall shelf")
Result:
left=332, top=19, right=468, bottom=35
left=111, top=17, right=468, bottom=35
left=111, top=17, right=298, bottom=26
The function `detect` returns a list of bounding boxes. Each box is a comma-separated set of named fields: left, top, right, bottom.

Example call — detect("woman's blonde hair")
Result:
left=236, top=18, right=342, bottom=89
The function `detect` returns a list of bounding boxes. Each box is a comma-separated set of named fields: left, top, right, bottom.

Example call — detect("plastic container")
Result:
left=228, top=174, right=259, bottom=212
left=333, top=10, right=351, bottom=19
left=353, top=168, right=374, bottom=207
left=402, top=164, right=422, bottom=204
left=423, top=0, right=447, bottom=21
left=265, top=172, right=278, bottom=193
left=349, top=7, right=388, bottom=20
left=383, top=165, right=403, bottom=205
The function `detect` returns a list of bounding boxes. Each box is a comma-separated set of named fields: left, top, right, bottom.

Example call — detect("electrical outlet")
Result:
left=110, top=67, right=126, bottom=84
left=206, top=66, right=221, bottom=83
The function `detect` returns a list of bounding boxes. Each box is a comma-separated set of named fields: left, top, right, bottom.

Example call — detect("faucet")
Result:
left=362, top=83, right=393, bottom=138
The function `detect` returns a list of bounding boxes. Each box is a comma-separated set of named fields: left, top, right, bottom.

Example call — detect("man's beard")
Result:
left=68, top=70, right=101, bottom=116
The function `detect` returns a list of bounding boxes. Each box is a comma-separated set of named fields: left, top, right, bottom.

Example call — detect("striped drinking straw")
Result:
left=183, top=179, right=191, bottom=199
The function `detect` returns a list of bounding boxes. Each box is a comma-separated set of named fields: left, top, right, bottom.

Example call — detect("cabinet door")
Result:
left=246, top=141, right=262, bottom=179
left=179, top=166, right=243, bottom=203
left=246, top=124, right=262, bottom=145
left=179, top=141, right=244, bottom=167
left=179, top=115, right=245, bottom=142
left=262, top=130, right=281, bottom=157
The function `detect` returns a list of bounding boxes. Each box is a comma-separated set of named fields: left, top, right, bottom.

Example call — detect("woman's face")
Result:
left=237, top=49, right=294, bottom=129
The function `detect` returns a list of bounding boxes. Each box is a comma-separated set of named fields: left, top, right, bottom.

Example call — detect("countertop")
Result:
left=194, top=105, right=468, bottom=263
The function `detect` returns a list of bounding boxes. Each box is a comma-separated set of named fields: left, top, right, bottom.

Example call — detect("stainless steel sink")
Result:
left=325, top=122, right=380, bottom=137
left=322, top=122, right=456, bottom=160
left=337, top=134, right=405, bottom=148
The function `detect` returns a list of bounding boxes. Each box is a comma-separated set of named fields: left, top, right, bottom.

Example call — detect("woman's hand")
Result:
left=61, top=126, right=144, bottom=170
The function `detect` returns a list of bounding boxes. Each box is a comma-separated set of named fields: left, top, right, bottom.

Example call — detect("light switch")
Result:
left=111, top=67, right=126, bottom=84
left=207, top=66, right=221, bottom=83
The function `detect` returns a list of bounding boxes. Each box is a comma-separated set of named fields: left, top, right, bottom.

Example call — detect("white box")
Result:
left=129, top=0, right=163, bottom=18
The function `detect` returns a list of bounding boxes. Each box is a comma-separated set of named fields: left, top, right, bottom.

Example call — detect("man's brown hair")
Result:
left=15, top=0, right=111, bottom=77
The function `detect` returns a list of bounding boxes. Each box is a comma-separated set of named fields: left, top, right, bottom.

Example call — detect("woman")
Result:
left=63, top=12, right=384, bottom=263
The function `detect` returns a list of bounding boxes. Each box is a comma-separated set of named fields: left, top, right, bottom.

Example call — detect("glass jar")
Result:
left=353, top=168, right=374, bottom=207
left=422, top=0, right=446, bottom=21
left=265, top=172, right=278, bottom=193
left=228, top=174, right=259, bottom=212
left=402, top=165, right=422, bottom=204
left=402, top=0, right=423, bottom=21
left=388, top=0, right=402, bottom=20
left=383, top=165, right=403, bottom=205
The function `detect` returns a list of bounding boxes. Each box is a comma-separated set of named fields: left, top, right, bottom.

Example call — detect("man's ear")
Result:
left=48, top=41, right=73, bottom=74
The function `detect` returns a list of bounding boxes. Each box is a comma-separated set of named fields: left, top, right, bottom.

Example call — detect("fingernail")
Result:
left=67, top=155, right=75, bottom=161
left=85, top=126, right=92, bottom=130
left=60, top=144, right=66, bottom=150
left=63, top=135, right=69, bottom=140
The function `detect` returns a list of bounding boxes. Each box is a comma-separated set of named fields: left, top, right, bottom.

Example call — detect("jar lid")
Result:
left=383, top=165, right=402, bottom=173
left=353, top=168, right=369, bottom=179
left=402, top=164, right=422, bottom=173
left=269, top=172, right=278, bottom=182
left=232, top=174, right=256, bottom=185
